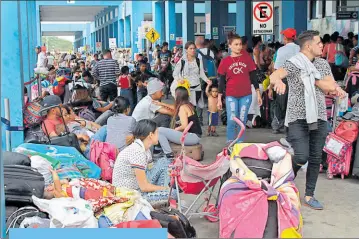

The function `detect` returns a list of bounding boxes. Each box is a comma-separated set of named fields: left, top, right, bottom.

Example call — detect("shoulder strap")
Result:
left=180, top=59, right=185, bottom=75
left=207, top=48, right=210, bottom=57
left=196, top=57, right=200, bottom=73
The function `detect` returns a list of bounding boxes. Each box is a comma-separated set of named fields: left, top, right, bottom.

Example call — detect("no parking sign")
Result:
left=252, top=1, right=274, bottom=35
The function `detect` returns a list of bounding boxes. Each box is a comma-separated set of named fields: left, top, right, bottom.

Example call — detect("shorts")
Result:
left=208, top=111, right=219, bottom=126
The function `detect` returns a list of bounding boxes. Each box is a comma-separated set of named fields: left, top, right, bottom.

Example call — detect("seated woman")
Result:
left=112, top=119, right=173, bottom=208
left=156, top=86, right=202, bottom=159
left=106, top=96, right=136, bottom=151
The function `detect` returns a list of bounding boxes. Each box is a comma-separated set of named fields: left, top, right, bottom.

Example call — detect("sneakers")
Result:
left=207, top=132, right=219, bottom=137
left=304, top=197, right=323, bottom=210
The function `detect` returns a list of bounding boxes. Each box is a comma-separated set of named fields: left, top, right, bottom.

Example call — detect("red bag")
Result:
left=90, top=140, right=118, bottom=182
left=335, top=120, right=358, bottom=143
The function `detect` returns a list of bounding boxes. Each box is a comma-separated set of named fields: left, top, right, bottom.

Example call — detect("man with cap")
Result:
left=40, top=95, right=65, bottom=137
left=269, top=28, right=300, bottom=134
left=132, top=78, right=173, bottom=128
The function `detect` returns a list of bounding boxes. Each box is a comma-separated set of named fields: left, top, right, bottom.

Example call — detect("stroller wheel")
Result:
left=203, top=204, right=218, bottom=222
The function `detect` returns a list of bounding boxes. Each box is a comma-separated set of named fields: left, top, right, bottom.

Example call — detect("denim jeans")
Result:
left=225, top=95, right=252, bottom=142
left=158, top=127, right=200, bottom=154
left=287, top=119, right=327, bottom=197
left=120, top=88, right=135, bottom=115
left=84, top=125, right=107, bottom=159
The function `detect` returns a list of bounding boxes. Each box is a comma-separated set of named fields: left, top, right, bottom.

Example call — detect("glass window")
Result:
left=106, top=14, right=109, bottom=22
left=103, top=16, right=105, bottom=23
left=310, top=0, right=318, bottom=19
left=200, top=23, right=205, bottom=33
left=194, top=23, right=197, bottom=32
left=110, top=11, right=113, bottom=19
left=115, top=8, right=118, bottom=17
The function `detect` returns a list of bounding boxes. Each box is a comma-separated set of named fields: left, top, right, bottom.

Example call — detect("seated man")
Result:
left=132, top=78, right=173, bottom=128
left=40, top=95, right=65, bottom=137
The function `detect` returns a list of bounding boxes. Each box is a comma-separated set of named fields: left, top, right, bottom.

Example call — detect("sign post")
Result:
left=145, top=28, right=160, bottom=44
left=109, top=38, right=117, bottom=49
left=95, top=42, right=102, bottom=52
left=252, top=1, right=274, bottom=35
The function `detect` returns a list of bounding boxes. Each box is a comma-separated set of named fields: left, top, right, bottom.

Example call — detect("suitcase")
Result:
left=352, top=139, right=359, bottom=178
left=170, top=143, right=204, bottom=161
left=3, top=151, right=31, bottom=166
left=4, top=165, right=45, bottom=204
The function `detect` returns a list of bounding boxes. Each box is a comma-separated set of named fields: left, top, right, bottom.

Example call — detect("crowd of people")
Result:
left=29, top=28, right=359, bottom=211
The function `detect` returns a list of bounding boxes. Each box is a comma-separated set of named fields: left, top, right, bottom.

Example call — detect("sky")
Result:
left=57, top=36, right=75, bottom=42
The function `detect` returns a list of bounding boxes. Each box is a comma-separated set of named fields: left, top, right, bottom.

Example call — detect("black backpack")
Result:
left=150, top=208, right=196, bottom=238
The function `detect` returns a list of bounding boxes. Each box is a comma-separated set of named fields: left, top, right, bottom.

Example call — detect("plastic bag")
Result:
left=19, top=216, right=50, bottom=228
left=32, top=196, right=98, bottom=228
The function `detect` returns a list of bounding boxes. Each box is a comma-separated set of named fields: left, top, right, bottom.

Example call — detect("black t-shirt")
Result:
left=158, top=50, right=172, bottom=71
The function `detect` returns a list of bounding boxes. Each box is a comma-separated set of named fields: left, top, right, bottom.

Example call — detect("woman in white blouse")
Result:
left=171, top=41, right=210, bottom=107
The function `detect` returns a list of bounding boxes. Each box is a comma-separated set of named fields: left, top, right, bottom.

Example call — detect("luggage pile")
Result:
left=218, top=141, right=303, bottom=238
left=4, top=144, right=196, bottom=238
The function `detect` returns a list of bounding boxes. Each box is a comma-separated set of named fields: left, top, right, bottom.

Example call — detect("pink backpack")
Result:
left=90, top=140, right=118, bottom=182
left=323, top=133, right=353, bottom=179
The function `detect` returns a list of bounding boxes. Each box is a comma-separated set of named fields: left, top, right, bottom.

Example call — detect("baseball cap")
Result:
left=281, top=28, right=297, bottom=40
left=40, top=95, right=62, bottom=113
left=147, top=78, right=164, bottom=95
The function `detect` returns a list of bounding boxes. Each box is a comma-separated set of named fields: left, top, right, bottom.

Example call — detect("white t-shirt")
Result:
left=37, top=52, right=47, bottom=68
left=198, top=48, right=215, bottom=59
left=131, top=95, right=161, bottom=121
left=47, top=55, right=54, bottom=66
left=274, top=43, right=300, bottom=69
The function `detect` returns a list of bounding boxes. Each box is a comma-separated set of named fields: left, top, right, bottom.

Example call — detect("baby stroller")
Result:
left=168, top=117, right=245, bottom=222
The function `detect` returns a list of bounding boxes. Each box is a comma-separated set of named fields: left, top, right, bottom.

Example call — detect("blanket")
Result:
left=219, top=152, right=303, bottom=238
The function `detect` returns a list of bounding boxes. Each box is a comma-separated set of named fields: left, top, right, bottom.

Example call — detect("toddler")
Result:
left=205, top=81, right=219, bottom=136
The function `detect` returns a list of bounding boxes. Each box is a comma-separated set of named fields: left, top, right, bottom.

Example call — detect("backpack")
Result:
left=335, top=120, right=359, bottom=143
left=23, top=99, right=44, bottom=128
left=78, top=107, right=96, bottom=122
left=323, top=133, right=353, bottom=179
left=150, top=208, right=196, bottom=238
left=90, top=140, right=117, bottom=182
left=197, top=48, right=217, bottom=78
left=180, top=58, right=200, bottom=76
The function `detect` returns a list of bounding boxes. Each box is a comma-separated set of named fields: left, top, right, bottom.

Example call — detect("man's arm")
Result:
left=269, top=68, right=288, bottom=95
left=315, top=75, right=337, bottom=94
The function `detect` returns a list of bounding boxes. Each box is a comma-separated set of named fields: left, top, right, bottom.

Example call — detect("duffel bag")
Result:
left=4, top=165, right=45, bottom=205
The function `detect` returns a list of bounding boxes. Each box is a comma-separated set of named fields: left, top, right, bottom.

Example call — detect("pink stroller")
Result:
left=168, top=117, right=245, bottom=222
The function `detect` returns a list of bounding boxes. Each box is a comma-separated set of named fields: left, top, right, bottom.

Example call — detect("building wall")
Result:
left=307, top=1, right=358, bottom=36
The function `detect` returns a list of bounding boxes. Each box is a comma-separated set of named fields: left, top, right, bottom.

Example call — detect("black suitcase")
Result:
left=3, top=151, right=31, bottom=166
left=4, top=165, right=45, bottom=205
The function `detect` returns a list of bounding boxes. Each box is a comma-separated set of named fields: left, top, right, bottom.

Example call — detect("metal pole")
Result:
left=4, top=98, right=11, bottom=151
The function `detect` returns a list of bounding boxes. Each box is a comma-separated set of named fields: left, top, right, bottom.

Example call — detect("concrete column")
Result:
left=131, top=1, right=151, bottom=56
left=205, top=1, right=228, bottom=45
left=165, top=0, right=176, bottom=48
left=153, top=1, right=165, bottom=44
left=119, top=19, right=125, bottom=47
left=124, top=16, right=131, bottom=48
left=1, top=1, right=26, bottom=150
left=236, top=1, right=252, bottom=40
left=282, top=0, right=307, bottom=35
left=182, top=0, right=195, bottom=44
left=36, top=3, right=41, bottom=46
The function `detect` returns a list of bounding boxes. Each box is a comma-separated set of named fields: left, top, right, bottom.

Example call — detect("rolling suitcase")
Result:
left=4, top=165, right=45, bottom=205
left=352, top=139, right=359, bottom=178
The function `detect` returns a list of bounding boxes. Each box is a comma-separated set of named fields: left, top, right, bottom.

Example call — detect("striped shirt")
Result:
left=91, top=59, right=120, bottom=86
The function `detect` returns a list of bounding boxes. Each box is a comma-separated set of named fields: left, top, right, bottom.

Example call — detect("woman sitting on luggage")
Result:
left=156, top=86, right=202, bottom=160
left=106, top=96, right=136, bottom=151
left=112, top=119, right=173, bottom=208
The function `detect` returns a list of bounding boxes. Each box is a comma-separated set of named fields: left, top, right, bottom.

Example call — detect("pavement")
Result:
left=162, top=97, right=359, bottom=238
left=179, top=125, right=359, bottom=238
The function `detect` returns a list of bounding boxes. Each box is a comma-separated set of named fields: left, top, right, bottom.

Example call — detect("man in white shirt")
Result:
left=132, top=78, right=173, bottom=128
left=35, top=46, right=47, bottom=68
left=274, top=28, right=300, bottom=70
left=46, top=52, right=54, bottom=67
left=270, top=28, right=300, bottom=134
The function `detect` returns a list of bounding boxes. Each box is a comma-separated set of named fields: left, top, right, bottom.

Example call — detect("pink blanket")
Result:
left=219, top=153, right=303, bottom=238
